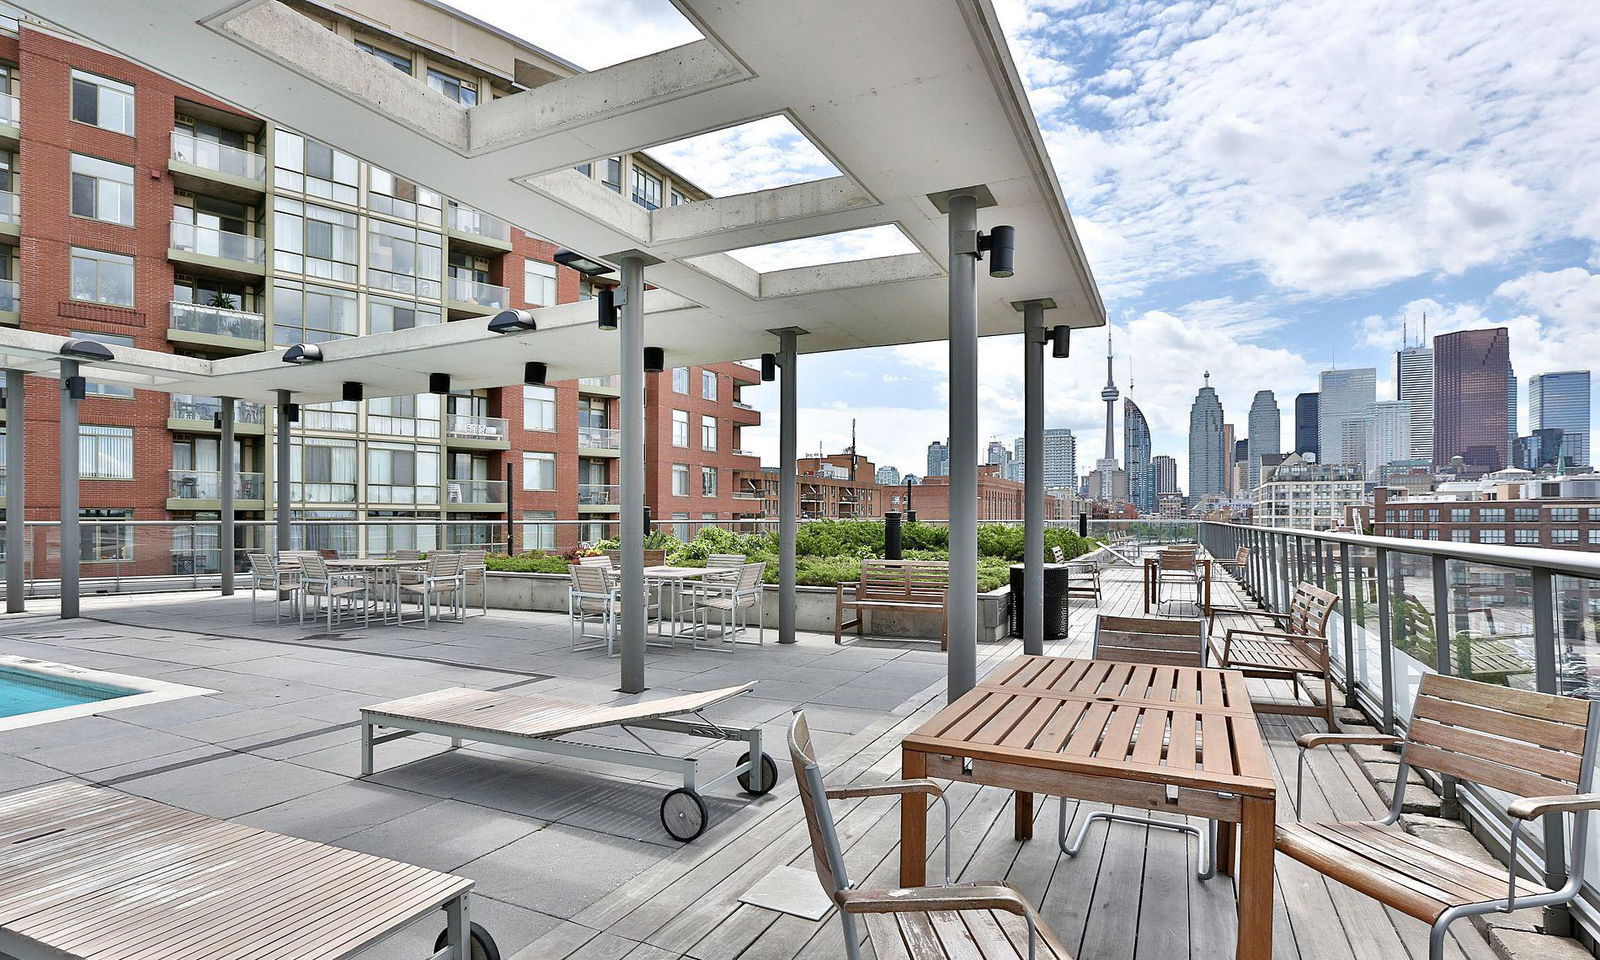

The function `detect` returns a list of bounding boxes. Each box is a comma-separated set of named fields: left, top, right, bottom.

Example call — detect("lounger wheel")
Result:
left=736, top=751, right=780, bottom=796
left=433, top=921, right=499, bottom=960
left=661, top=787, right=708, bottom=841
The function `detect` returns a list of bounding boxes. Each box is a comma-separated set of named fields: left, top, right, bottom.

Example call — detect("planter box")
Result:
left=484, top=571, right=1011, bottom=643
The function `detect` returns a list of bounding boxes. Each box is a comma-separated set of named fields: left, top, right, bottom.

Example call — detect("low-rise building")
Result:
left=1251, top=454, right=1365, bottom=530
left=1369, top=472, right=1600, bottom=548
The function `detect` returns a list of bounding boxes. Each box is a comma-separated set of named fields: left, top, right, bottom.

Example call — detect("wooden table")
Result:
left=900, top=655, right=1277, bottom=960
left=1143, top=555, right=1213, bottom=615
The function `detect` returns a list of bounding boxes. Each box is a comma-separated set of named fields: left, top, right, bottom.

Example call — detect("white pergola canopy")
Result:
left=8, top=0, right=1104, bottom=404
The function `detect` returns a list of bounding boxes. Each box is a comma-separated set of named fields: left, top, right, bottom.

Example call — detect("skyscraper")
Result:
left=1508, top=366, right=1518, bottom=451
left=1318, top=368, right=1377, bottom=467
left=1395, top=344, right=1434, bottom=463
left=1042, top=428, right=1077, bottom=491
left=1152, top=455, right=1179, bottom=495
left=1295, top=392, right=1320, bottom=459
left=1434, top=328, right=1511, bottom=474
left=875, top=465, right=901, bottom=486
left=1529, top=371, right=1591, bottom=467
left=1188, top=373, right=1227, bottom=501
left=986, top=440, right=1012, bottom=469
left=1365, top=400, right=1412, bottom=480
left=926, top=440, right=950, bottom=477
left=1123, top=399, right=1154, bottom=514
left=1246, top=390, right=1281, bottom=489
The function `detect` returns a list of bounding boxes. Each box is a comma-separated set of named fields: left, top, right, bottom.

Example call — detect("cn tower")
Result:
left=1101, top=330, right=1118, bottom=462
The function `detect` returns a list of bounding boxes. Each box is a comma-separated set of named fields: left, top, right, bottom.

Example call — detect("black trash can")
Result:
left=1008, top=563, right=1071, bottom=640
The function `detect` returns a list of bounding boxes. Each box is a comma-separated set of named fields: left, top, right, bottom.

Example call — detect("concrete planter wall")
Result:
left=485, top=571, right=1012, bottom=643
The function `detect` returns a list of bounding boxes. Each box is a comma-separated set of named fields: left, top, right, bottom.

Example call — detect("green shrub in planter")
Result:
left=485, top=551, right=572, bottom=574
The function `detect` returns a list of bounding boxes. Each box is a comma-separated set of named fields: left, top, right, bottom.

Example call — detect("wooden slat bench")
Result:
left=835, top=559, right=950, bottom=648
left=0, top=781, right=486, bottom=960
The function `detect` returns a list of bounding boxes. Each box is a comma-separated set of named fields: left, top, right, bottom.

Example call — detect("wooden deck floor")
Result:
left=520, top=563, right=1499, bottom=960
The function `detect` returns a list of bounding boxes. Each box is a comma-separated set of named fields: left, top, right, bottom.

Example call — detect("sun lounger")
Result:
left=360, top=682, right=777, bottom=842
left=0, top=781, right=494, bottom=960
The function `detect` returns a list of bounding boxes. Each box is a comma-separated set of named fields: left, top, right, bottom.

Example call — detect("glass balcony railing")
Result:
left=0, top=189, right=16, bottom=226
left=169, top=395, right=266, bottom=425
left=168, top=470, right=265, bottom=500
left=578, top=483, right=619, bottom=506
left=733, top=449, right=758, bottom=458
left=446, top=272, right=509, bottom=311
left=577, top=425, right=621, bottom=450
left=446, top=414, right=509, bottom=443
left=732, top=400, right=756, bottom=411
left=170, top=221, right=266, bottom=265
left=446, top=202, right=510, bottom=242
left=578, top=375, right=620, bottom=390
left=169, top=130, right=267, bottom=182
left=0, top=278, right=17, bottom=314
left=366, top=484, right=440, bottom=506
left=169, top=300, right=265, bottom=342
left=290, top=482, right=358, bottom=504
left=447, top=479, right=507, bottom=504
left=0, top=93, right=16, bottom=127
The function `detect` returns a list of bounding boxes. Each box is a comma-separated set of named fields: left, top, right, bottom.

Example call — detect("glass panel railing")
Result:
left=577, top=425, right=621, bottom=450
left=446, top=202, right=510, bottom=242
left=169, top=300, right=265, bottom=342
left=446, top=273, right=508, bottom=310
left=577, top=375, right=620, bottom=390
left=168, top=470, right=264, bottom=500
left=445, top=414, right=508, bottom=443
left=168, top=395, right=266, bottom=424
left=0, top=189, right=16, bottom=225
left=366, top=484, right=440, bottom=506
left=447, top=479, right=507, bottom=504
left=169, top=221, right=265, bottom=264
left=289, top=482, right=358, bottom=504
left=169, top=130, right=266, bottom=181
left=0, top=278, right=17, bottom=313
left=0, top=93, right=16, bottom=126
left=578, top=483, right=618, bottom=506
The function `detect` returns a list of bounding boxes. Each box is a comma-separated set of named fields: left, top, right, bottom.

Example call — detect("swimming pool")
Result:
left=0, top=664, right=134, bottom=719
left=0, top=656, right=215, bottom=731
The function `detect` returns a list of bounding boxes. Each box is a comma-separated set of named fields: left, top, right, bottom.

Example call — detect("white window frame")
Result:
left=701, top=369, right=717, bottom=401
left=671, top=410, right=690, bottom=448
left=70, top=154, right=134, bottom=226
left=70, top=69, right=134, bottom=135
left=672, top=367, right=689, bottom=394
left=701, top=415, right=717, bottom=451
left=701, top=466, right=717, bottom=498
left=522, top=451, right=556, bottom=491
left=80, top=426, right=134, bottom=480
left=522, top=385, right=557, bottom=432
left=69, top=248, right=134, bottom=307
left=672, top=463, right=690, bottom=497
left=524, top=260, right=557, bottom=308
left=523, top=510, right=557, bottom=551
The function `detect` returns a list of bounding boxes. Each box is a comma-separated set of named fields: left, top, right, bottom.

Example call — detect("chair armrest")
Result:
left=826, top=778, right=943, bottom=801
left=1297, top=732, right=1401, bottom=751
left=1224, top=628, right=1311, bottom=645
left=835, top=882, right=1030, bottom=917
left=1508, top=793, right=1600, bottom=820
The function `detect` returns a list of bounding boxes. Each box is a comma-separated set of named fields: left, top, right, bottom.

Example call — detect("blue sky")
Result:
left=453, top=0, right=1600, bottom=484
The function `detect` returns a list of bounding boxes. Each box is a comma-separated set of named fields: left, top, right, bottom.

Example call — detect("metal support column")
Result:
left=59, top=360, right=80, bottom=619
left=618, top=254, right=648, bottom=693
left=776, top=328, right=802, bottom=644
left=1529, top=569, right=1569, bottom=918
left=946, top=191, right=979, bottom=700
left=1019, top=300, right=1048, bottom=656
left=1431, top=555, right=1451, bottom=676
left=275, top=390, right=292, bottom=554
left=1276, top=532, right=1291, bottom=612
left=5, top=370, right=24, bottom=613
left=1339, top=542, right=1356, bottom=706
left=219, top=396, right=236, bottom=596
left=1375, top=546, right=1395, bottom=733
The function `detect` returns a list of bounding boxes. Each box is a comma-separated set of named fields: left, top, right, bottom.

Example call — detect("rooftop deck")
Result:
left=0, top=562, right=1508, bottom=960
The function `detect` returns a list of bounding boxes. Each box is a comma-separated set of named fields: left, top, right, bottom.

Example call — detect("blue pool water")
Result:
left=0, top=667, right=133, bottom=719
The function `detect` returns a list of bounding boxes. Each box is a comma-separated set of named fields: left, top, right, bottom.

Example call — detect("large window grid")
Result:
left=523, top=385, right=557, bottom=432
left=367, top=394, right=441, bottom=439
left=70, top=248, right=134, bottom=307
left=631, top=166, right=662, bottom=210
left=70, top=70, right=134, bottom=135
left=368, top=167, right=442, bottom=226
left=368, top=295, right=441, bottom=334
left=290, top=437, right=357, bottom=502
left=367, top=442, right=440, bottom=505
left=274, top=130, right=359, bottom=205
left=273, top=198, right=357, bottom=283
left=70, top=154, right=134, bottom=226
left=80, top=426, right=134, bottom=480
left=272, top=282, right=357, bottom=346
left=367, top=219, right=442, bottom=298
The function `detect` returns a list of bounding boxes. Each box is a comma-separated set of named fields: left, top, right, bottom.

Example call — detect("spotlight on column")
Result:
left=552, top=249, right=615, bottom=277
left=524, top=361, right=547, bottom=386
left=342, top=381, right=364, bottom=402
left=644, top=347, right=665, bottom=374
left=284, top=402, right=300, bottom=423
left=212, top=412, right=223, bottom=429
left=60, top=339, right=115, bottom=363
left=488, top=309, right=537, bottom=334
left=597, top=286, right=618, bottom=330
left=429, top=373, right=451, bottom=395
left=0, top=388, right=6, bottom=409
left=1049, top=325, right=1071, bottom=359
left=760, top=353, right=777, bottom=382
left=281, top=343, right=323, bottom=364
left=977, top=225, right=1016, bottom=278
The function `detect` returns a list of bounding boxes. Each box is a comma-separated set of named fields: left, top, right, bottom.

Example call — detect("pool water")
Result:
left=0, top=667, right=134, bottom=719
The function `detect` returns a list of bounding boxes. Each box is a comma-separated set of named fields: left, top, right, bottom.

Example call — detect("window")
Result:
left=1553, top=529, right=1580, bottom=544
left=354, top=39, right=411, bottom=73
left=523, top=385, right=557, bottom=432
left=1514, top=506, right=1539, bottom=522
left=701, top=466, right=717, bottom=497
left=70, top=70, right=134, bottom=135
left=524, top=260, right=556, bottom=307
left=1450, top=508, right=1470, bottom=523
left=701, top=370, right=717, bottom=401
left=1396, top=510, right=1409, bottom=522
left=273, top=282, right=358, bottom=345
left=631, top=166, right=662, bottom=210
left=1480, top=508, right=1505, bottom=523
left=367, top=220, right=442, bottom=296
left=368, top=167, right=441, bottom=225
left=274, top=198, right=358, bottom=282
left=672, top=513, right=690, bottom=541
left=602, top=157, right=623, bottom=193
left=368, top=295, right=440, bottom=334
left=1551, top=507, right=1580, bottom=523
left=367, top=442, right=440, bottom=504
left=672, top=463, right=690, bottom=497
left=1514, top=529, right=1540, bottom=545
left=368, top=394, right=441, bottom=439
left=573, top=162, right=592, bottom=177
left=1427, top=509, right=1439, bottom=523
left=672, top=367, right=689, bottom=394
left=70, top=248, right=133, bottom=307
left=291, top=437, right=358, bottom=501
left=671, top=410, right=690, bottom=447
left=671, top=190, right=686, bottom=207
left=81, top=508, right=134, bottom=562
left=1479, top=529, right=1506, bottom=544
left=71, top=331, right=133, bottom=399
left=1450, top=530, right=1471, bottom=543
left=70, top=155, right=134, bottom=226
left=522, top=451, right=555, bottom=491
left=1590, top=508, right=1600, bottom=522
left=80, top=426, right=134, bottom=479
left=274, top=130, right=358, bottom=204
left=1590, top=530, right=1600, bottom=545
left=426, top=69, right=478, bottom=105
left=701, top=415, right=717, bottom=451
left=523, top=511, right=556, bottom=551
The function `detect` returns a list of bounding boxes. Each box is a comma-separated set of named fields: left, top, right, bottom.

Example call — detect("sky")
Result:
left=450, top=0, right=1600, bottom=486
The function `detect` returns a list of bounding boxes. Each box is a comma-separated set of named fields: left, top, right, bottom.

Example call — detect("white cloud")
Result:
left=440, top=0, right=699, bottom=69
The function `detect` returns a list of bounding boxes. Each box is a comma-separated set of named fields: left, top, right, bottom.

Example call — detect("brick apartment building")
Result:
left=0, top=2, right=763, bottom=575
left=1368, top=474, right=1600, bottom=549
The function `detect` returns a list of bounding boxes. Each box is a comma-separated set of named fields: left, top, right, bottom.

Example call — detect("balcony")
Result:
left=445, top=414, right=510, bottom=450
left=732, top=449, right=758, bottom=458
left=366, top=484, right=440, bottom=506
left=445, top=272, right=509, bottom=318
left=0, top=278, right=16, bottom=327
left=166, top=469, right=266, bottom=509
left=0, top=93, right=16, bottom=146
left=0, top=189, right=16, bottom=239
left=446, top=478, right=508, bottom=510
left=291, top=482, right=358, bottom=504
left=167, top=300, right=265, bottom=352
left=168, top=130, right=267, bottom=199
left=168, top=221, right=267, bottom=279
left=168, top=395, right=267, bottom=435
left=577, top=425, right=621, bottom=454
left=577, top=375, right=621, bottom=397
left=578, top=483, right=620, bottom=511
left=445, top=201, right=512, bottom=253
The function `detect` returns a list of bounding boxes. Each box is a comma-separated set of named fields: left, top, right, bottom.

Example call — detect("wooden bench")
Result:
left=1214, top=581, right=1339, bottom=730
left=1051, top=545, right=1103, bottom=602
left=835, top=559, right=950, bottom=648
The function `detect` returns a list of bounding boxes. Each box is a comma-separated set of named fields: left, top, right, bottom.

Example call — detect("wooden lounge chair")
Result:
left=361, top=683, right=777, bottom=842
left=0, top=781, right=495, bottom=960
left=1282, top=674, right=1600, bottom=960
left=788, top=711, right=1072, bottom=960
left=835, top=559, right=950, bottom=648
left=1213, top=581, right=1339, bottom=731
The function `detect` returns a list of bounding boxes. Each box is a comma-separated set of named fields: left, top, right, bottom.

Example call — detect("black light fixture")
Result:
left=429, top=373, right=451, bottom=395
left=282, top=343, right=323, bottom=364
left=212, top=412, right=223, bottom=429
left=597, top=286, right=618, bottom=330
left=524, top=361, right=547, bottom=386
left=1050, top=325, right=1070, bottom=358
left=760, top=353, right=777, bottom=382
left=643, top=347, right=664, bottom=374
left=342, top=381, right=364, bottom=402
left=488, top=309, right=537, bottom=334
left=977, top=224, right=1016, bottom=279
left=284, top=402, right=300, bottom=423
left=0, top=387, right=6, bottom=409
left=60, top=339, right=115, bottom=363
left=552, top=248, right=615, bottom=277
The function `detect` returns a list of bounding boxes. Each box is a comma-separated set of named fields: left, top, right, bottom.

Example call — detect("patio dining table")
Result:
left=1143, top=551, right=1214, bottom=615
left=325, top=557, right=427, bottom=624
left=900, top=654, right=1276, bottom=960
left=641, top=565, right=711, bottom=642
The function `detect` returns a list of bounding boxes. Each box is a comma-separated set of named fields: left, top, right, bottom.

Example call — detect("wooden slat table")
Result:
left=0, top=782, right=476, bottom=960
left=900, top=655, right=1276, bottom=960
left=1143, top=555, right=1213, bottom=615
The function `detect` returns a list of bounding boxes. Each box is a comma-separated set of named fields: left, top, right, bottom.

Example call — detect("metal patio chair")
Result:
left=297, top=553, right=370, bottom=630
left=398, top=551, right=464, bottom=625
left=247, top=552, right=301, bottom=624
left=459, top=548, right=489, bottom=616
left=690, top=561, right=766, bottom=650
left=568, top=563, right=615, bottom=653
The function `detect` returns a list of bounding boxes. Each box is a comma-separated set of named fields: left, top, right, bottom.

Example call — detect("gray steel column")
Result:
left=219, top=396, right=236, bottom=595
left=1020, top=300, right=1047, bottom=655
left=618, top=254, right=647, bottom=693
left=776, top=328, right=801, bottom=644
left=5, top=370, right=24, bottom=613
left=59, top=360, right=80, bottom=619
left=1375, top=546, right=1396, bottom=734
left=1431, top=555, right=1451, bottom=676
left=1529, top=569, right=1569, bottom=904
left=1339, top=542, right=1356, bottom=706
left=946, top=191, right=979, bottom=700
left=275, top=390, right=292, bottom=554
